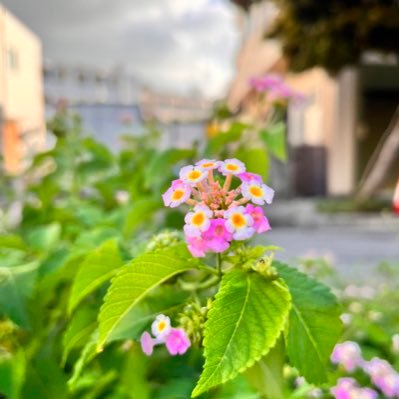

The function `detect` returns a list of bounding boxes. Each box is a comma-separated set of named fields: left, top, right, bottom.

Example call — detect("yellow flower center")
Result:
left=158, top=321, right=166, bottom=331
left=192, top=212, right=205, bottom=226
left=231, top=213, right=246, bottom=228
left=202, top=162, right=214, bottom=168
left=172, top=189, right=184, bottom=201
left=249, top=186, right=263, bottom=197
left=226, top=164, right=239, bottom=172
left=188, top=170, right=201, bottom=180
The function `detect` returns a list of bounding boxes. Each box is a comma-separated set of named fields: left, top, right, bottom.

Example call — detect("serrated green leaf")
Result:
left=97, top=246, right=196, bottom=349
left=274, top=262, right=342, bottom=384
left=68, top=239, right=123, bottom=314
left=260, top=122, right=287, bottom=161
left=192, top=269, right=291, bottom=397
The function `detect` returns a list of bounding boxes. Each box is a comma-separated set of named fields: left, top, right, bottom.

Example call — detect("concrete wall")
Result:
left=0, top=5, right=45, bottom=172
left=287, top=68, right=357, bottom=195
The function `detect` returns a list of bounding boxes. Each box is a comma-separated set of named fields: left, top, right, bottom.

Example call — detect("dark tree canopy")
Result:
left=233, top=0, right=399, bottom=73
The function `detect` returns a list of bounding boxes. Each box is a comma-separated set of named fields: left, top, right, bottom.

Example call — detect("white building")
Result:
left=0, top=4, right=45, bottom=173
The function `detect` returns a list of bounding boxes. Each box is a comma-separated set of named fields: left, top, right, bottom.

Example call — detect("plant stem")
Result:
left=217, top=253, right=222, bottom=277
left=198, top=264, right=219, bottom=276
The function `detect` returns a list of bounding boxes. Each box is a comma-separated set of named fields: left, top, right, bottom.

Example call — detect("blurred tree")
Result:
left=233, top=0, right=399, bottom=72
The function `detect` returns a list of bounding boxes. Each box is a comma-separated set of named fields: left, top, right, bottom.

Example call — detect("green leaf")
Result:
left=0, top=350, right=26, bottom=399
left=62, top=305, right=97, bottom=366
left=108, top=286, right=189, bottom=342
left=68, top=239, right=123, bottom=314
left=274, top=262, right=342, bottom=384
left=0, top=261, right=39, bottom=327
left=0, top=235, right=27, bottom=251
left=192, top=269, right=291, bottom=397
left=145, top=148, right=195, bottom=189
left=235, top=147, right=269, bottom=181
left=123, top=198, right=161, bottom=237
left=67, top=331, right=99, bottom=390
left=97, top=246, right=196, bottom=349
left=245, top=338, right=286, bottom=399
left=205, top=122, right=248, bottom=156
left=26, top=223, right=61, bottom=251
left=260, top=122, right=287, bottom=161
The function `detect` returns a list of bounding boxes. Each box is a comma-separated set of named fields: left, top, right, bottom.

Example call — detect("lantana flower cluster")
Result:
left=162, top=159, right=274, bottom=257
left=249, top=74, right=305, bottom=103
left=331, top=341, right=399, bottom=398
left=140, top=314, right=190, bottom=356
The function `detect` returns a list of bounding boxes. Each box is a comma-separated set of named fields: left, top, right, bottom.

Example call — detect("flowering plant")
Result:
left=94, top=159, right=342, bottom=397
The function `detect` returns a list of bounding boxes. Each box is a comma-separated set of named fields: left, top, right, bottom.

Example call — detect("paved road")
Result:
left=258, top=226, right=399, bottom=282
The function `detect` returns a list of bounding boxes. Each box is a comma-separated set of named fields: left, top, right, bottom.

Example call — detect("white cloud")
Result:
left=2, top=0, right=240, bottom=98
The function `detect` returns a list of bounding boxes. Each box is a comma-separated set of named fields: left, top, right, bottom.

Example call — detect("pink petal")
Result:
left=165, top=328, right=191, bottom=356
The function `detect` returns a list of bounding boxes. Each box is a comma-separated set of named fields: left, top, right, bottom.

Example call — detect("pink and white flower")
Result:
left=245, top=204, right=271, bottom=233
left=202, top=218, right=233, bottom=253
left=184, top=205, right=213, bottom=237
left=363, top=357, right=399, bottom=397
left=238, top=172, right=263, bottom=184
left=186, top=235, right=209, bottom=258
left=196, top=159, right=220, bottom=171
left=331, top=341, right=363, bottom=372
left=162, top=159, right=274, bottom=256
left=179, top=165, right=207, bottom=185
left=224, top=206, right=254, bottom=240
left=162, top=179, right=191, bottom=208
left=330, top=378, right=378, bottom=399
left=219, top=159, right=246, bottom=176
left=151, top=314, right=171, bottom=340
left=241, top=181, right=274, bottom=205
left=165, top=328, right=191, bottom=356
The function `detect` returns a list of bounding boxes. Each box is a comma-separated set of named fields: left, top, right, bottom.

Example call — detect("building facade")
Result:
left=228, top=1, right=399, bottom=197
left=0, top=4, right=45, bottom=173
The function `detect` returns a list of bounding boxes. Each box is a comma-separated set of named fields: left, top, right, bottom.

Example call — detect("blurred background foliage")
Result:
left=0, top=106, right=289, bottom=398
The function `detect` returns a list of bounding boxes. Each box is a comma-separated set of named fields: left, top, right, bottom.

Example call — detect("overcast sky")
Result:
left=2, top=0, right=240, bottom=98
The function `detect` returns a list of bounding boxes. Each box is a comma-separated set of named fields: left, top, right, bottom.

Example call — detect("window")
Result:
left=7, top=48, right=18, bottom=71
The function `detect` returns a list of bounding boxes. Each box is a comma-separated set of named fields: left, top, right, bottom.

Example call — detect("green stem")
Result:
left=198, top=264, right=219, bottom=276
left=179, top=275, right=220, bottom=291
left=217, top=253, right=222, bottom=277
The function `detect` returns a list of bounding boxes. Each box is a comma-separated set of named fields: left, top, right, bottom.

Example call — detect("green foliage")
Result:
left=274, top=262, right=342, bottom=384
left=260, top=122, right=287, bottom=161
left=236, top=147, right=270, bottom=180
left=98, top=245, right=198, bottom=349
left=68, top=239, right=123, bottom=314
left=0, top=261, right=40, bottom=328
left=0, top=109, right=345, bottom=398
left=192, top=269, right=291, bottom=397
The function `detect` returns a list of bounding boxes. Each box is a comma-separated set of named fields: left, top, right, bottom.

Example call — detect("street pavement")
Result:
left=259, top=226, right=399, bottom=282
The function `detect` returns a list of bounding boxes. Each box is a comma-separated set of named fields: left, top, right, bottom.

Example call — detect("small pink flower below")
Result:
left=140, top=314, right=191, bottom=357
left=140, top=331, right=154, bottom=356
left=165, top=328, right=191, bottom=356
